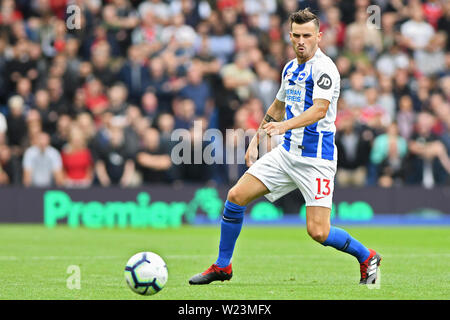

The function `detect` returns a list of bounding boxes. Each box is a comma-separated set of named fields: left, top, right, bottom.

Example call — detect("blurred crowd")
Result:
left=0, top=0, right=448, bottom=189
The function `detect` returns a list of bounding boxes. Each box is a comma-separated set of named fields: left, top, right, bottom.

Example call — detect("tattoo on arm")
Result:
left=264, top=114, right=277, bottom=123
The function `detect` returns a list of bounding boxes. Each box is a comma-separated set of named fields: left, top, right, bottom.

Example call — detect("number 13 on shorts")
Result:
left=315, top=178, right=331, bottom=200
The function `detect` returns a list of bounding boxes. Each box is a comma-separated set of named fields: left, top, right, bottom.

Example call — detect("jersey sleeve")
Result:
left=275, top=78, right=286, bottom=102
left=275, top=62, right=292, bottom=102
left=312, top=60, right=339, bottom=102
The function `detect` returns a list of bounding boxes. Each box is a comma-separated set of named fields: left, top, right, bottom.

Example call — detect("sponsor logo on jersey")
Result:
left=317, top=73, right=332, bottom=89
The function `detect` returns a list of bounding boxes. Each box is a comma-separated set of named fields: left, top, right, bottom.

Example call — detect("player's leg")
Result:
left=189, top=173, right=269, bottom=285
left=215, top=173, right=270, bottom=267
left=305, top=206, right=381, bottom=284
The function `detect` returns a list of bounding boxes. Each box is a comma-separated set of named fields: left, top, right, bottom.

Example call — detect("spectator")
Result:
left=345, top=8, right=382, bottom=56
left=107, top=82, right=129, bottom=116
left=245, top=98, right=264, bottom=131
left=221, top=52, right=257, bottom=102
left=161, top=12, right=197, bottom=51
left=5, top=40, right=38, bottom=88
left=136, top=127, right=173, bottom=184
left=61, top=125, right=94, bottom=187
left=138, top=0, right=172, bottom=26
left=379, top=11, right=398, bottom=52
left=400, top=4, right=435, bottom=52
left=147, top=56, right=172, bottom=111
left=437, top=0, right=450, bottom=51
left=406, top=112, right=450, bottom=188
left=422, top=0, right=443, bottom=29
left=0, top=0, right=23, bottom=27
left=342, top=71, right=367, bottom=110
left=131, top=9, right=163, bottom=55
left=319, top=6, right=346, bottom=58
left=177, top=116, right=212, bottom=183
left=121, top=105, right=141, bottom=155
left=15, top=77, right=34, bottom=111
left=414, top=32, right=446, bottom=76
left=179, top=63, right=213, bottom=116
left=0, top=112, right=7, bottom=137
left=243, top=0, right=277, bottom=31
left=397, top=95, right=416, bottom=141
left=24, top=109, right=43, bottom=151
left=101, top=1, right=139, bottom=56
left=156, top=112, right=176, bottom=147
left=33, top=89, right=58, bottom=135
left=6, top=95, right=27, bottom=156
left=376, top=44, right=410, bottom=80
left=94, top=117, right=135, bottom=187
left=91, top=40, right=117, bottom=87
left=84, top=77, right=109, bottom=120
left=207, top=11, right=235, bottom=64
left=370, top=122, right=408, bottom=187
left=50, top=113, right=72, bottom=151
left=429, top=92, right=450, bottom=154
left=64, top=38, right=82, bottom=78
left=22, top=131, right=64, bottom=187
left=173, top=98, right=195, bottom=130
left=359, top=87, right=390, bottom=131
left=81, top=24, right=121, bottom=59
left=119, top=45, right=151, bottom=105
left=0, top=143, right=20, bottom=185
left=377, top=75, right=396, bottom=124
left=140, top=89, right=159, bottom=122
left=335, top=112, right=372, bottom=187
left=47, top=76, right=70, bottom=115
left=70, top=87, right=90, bottom=116
left=76, top=112, right=97, bottom=149
left=250, top=61, right=279, bottom=111
left=393, top=69, right=414, bottom=109
left=342, top=33, right=371, bottom=71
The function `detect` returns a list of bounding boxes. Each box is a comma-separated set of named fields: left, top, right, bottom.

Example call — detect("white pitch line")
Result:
left=0, top=253, right=449, bottom=261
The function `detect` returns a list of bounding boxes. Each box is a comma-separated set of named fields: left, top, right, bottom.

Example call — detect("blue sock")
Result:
left=322, top=226, right=370, bottom=263
left=215, top=200, right=246, bottom=268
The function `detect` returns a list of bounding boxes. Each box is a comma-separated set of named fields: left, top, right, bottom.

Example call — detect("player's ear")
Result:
left=317, top=31, right=322, bottom=42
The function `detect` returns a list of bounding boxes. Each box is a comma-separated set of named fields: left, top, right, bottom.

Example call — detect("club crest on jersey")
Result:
left=288, top=71, right=308, bottom=86
left=298, top=72, right=307, bottom=82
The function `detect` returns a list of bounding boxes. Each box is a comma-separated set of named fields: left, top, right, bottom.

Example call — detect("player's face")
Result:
left=289, top=21, right=321, bottom=62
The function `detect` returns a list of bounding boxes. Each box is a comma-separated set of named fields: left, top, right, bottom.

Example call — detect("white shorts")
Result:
left=246, top=144, right=337, bottom=208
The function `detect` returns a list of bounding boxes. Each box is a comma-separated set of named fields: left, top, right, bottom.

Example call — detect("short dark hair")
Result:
left=289, top=8, right=320, bottom=30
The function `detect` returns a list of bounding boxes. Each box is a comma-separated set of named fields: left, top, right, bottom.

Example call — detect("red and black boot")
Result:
left=359, top=249, right=382, bottom=284
left=189, top=263, right=233, bottom=285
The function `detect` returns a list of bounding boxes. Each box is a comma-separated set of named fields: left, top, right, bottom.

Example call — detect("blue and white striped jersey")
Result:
left=276, top=48, right=340, bottom=161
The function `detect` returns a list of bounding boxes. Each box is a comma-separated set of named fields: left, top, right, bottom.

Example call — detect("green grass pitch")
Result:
left=0, top=224, right=449, bottom=300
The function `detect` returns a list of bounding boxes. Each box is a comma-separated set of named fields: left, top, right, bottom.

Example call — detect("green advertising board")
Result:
left=44, top=188, right=374, bottom=228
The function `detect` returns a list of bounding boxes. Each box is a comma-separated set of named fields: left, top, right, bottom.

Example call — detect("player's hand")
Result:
left=263, top=122, right=288, bottom=137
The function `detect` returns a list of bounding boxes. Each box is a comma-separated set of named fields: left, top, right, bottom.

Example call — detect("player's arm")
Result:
left=263, top=99, right=329, bottom=136
left=256, top=98, right=285, bottom=142
left=245, top=98, right=285, bottom=167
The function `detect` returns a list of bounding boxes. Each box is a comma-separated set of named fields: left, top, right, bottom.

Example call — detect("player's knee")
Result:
left=307, top=227, right=328, bottom=243
left=227, top=187, right=247, bottom=206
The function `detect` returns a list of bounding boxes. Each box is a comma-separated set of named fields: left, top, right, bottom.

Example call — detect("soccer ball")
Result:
left=124, top=252, right=168, bottom=295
